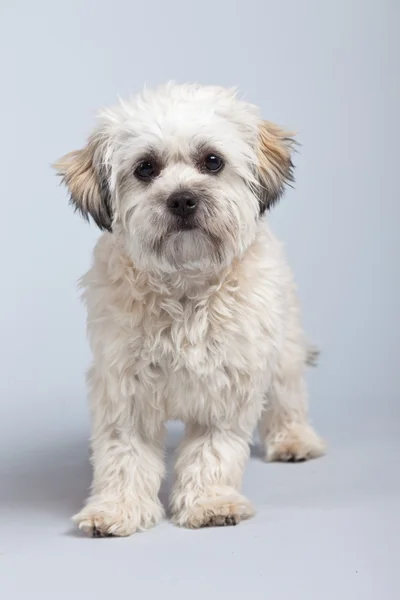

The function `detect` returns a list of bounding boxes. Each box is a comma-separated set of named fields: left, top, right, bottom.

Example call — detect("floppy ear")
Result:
left=257, top=120, right=296, bottom=214
left=53, top=135, right=113, bottom=232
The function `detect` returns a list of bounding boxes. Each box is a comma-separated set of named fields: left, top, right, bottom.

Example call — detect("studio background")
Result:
left=0, top=1, right=398, bottom=599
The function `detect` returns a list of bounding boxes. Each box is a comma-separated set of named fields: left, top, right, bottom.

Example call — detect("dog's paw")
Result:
left=265, top=423, right=326, bottom=463
left=172, top=493, right=255, bottom=529
left=73, top=497, right=164, bottom=537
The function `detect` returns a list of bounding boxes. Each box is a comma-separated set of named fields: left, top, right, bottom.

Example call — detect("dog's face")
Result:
left=55, top=84, right=294, bottom=272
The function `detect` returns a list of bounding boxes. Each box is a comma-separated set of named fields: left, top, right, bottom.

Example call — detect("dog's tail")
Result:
left=306, top=345, right=320, bottom=367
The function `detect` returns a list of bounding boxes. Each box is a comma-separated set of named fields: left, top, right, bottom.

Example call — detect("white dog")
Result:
left=54, top=83, right=325, bottom=537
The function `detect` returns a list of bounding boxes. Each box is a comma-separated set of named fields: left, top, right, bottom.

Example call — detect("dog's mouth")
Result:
left=172, top=217, right=197, bottom=232
left=149, top=222, right=224, bottom=265
left=167, top=208, right=199, bottom=232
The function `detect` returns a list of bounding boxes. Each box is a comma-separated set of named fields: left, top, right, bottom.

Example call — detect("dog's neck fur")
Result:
left=126, top=249, right=232, bottom=299
left=96, top=225, right=269, bottom=303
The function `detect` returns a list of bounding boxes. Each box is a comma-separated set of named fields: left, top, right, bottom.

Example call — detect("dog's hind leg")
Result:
left=259, top=350, right=326, bottom=463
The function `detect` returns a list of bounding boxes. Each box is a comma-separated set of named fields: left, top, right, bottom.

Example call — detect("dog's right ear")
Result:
left=53, top=135, right=113, bottom=232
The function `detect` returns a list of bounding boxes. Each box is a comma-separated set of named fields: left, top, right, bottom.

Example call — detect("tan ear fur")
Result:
left=257, top=120, right=296, bottom=213
left=53, top=136, right=113, bottom=231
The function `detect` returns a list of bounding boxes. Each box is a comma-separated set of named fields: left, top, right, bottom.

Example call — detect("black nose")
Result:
left=167, top=192, right=197, bottom=218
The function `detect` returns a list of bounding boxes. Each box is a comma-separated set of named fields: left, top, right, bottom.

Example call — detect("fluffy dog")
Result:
left=54, top=83, right=325, bottom=536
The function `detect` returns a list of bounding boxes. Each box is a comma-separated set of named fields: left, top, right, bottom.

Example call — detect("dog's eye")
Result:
left=135, top=160, right=157, bottom=181
left=204, top=154, right=224, bottom=173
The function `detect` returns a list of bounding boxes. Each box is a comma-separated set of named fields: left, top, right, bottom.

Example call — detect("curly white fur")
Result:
left=54, top=83, right=325, bottom=536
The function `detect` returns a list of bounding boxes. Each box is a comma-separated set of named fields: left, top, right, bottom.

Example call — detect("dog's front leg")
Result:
left=170, top=417, right=257, bottom=528
left=73, top=368, right=165, bottom=537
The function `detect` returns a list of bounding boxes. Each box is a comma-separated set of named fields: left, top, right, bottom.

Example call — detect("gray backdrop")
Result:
left=0, top=1, right=398, bottom=599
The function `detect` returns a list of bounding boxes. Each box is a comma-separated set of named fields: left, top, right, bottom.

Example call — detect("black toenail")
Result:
left=92, top=527, right=102, bottom=537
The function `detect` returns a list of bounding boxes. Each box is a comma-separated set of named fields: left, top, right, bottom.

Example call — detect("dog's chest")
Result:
left=139, top=295, right=233, bottom=374
left=127, top=291, right=269, bottom=421
left=130, top=284, right=274, bottom=383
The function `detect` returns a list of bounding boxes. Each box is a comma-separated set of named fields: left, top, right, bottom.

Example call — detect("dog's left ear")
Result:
left=256, top=120, right=296, bottom=214
left=53, top=134, right=113, bottom=232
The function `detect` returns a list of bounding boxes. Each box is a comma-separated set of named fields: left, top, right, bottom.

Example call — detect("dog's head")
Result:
left=54, top=83, right=295, bottom=272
